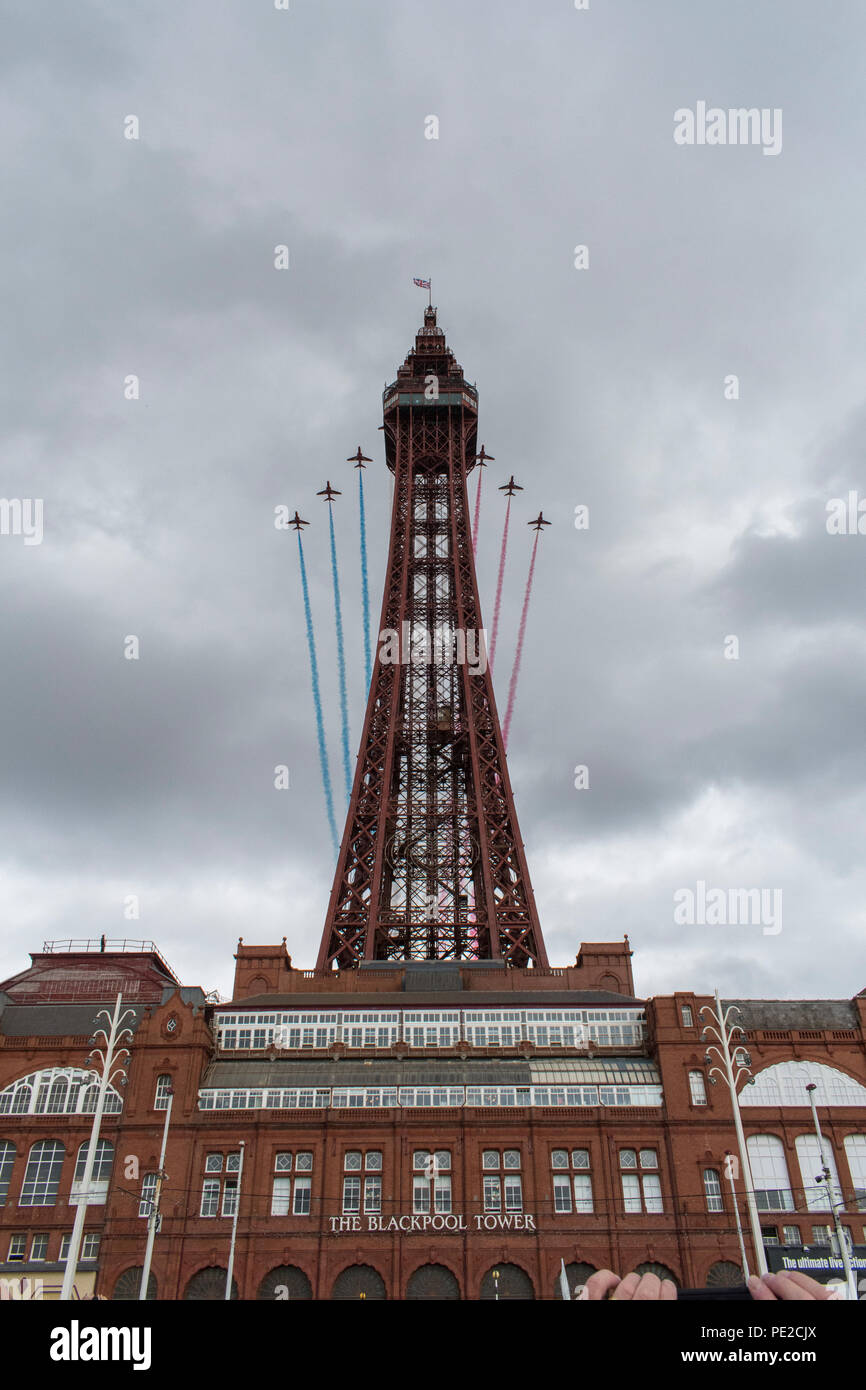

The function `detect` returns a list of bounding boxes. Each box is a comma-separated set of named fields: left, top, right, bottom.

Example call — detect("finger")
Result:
left=784, top=1271, right=838, bottom=1300
left=610, top=1272, right=641, bottom=1301
left=760, top=1273, right=816, bottom=1301
left=748, top=1274, right=776, bottom=1300
left=584, top=1270, right=621, bottom=1301
left=632, top=1273, right=662, bottom=1301
left=661, top=1279, right=678, bottom=1301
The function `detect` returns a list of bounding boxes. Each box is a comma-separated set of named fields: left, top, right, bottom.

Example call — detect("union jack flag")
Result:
left=413, top=277, right=430, bottom=290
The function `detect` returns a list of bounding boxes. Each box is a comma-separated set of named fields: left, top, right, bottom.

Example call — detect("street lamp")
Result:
left=700, top=989, right=767, bottom=1276
left=138, top=1083, right=174, bottom=1300
left=60, top=994, right=136, bottom=1301
left=804, top=1082, right=856, bottom=1299
left=724, top=1151, right=750, bottom=1281
left=225, top=1142, right=245, bottom=1301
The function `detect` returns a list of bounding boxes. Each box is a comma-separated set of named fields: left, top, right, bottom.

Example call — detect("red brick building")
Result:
left=2, top=936, right=865, bottom=1299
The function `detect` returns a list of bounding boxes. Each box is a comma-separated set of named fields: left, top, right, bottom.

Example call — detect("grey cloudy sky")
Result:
left=1, top=0, right=864, bottom=1001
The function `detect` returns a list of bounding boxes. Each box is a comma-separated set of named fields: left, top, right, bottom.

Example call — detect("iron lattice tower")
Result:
left=317, top=307, right=547, bottom=970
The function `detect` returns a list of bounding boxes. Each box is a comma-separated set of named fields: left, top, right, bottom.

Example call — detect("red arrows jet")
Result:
left=347, top=447, right=371, bottom=469
left=474, top=445, right=495, bottom=466
left=528, top=512, right=551, bottom=531
left=499, top=476, right=524, bottom=496
left=288, top=511, right=309, bottom=531
left=317, top=481, right=342, bottom=503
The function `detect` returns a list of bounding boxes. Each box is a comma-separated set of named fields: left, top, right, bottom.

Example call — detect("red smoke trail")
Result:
left=488, top=497, right=511, bottom=674
left=502, top=531, right=540, bottom=750
left=472, top=468, right=483, bottom=557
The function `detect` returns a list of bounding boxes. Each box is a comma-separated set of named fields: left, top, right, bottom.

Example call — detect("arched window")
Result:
left=707, top=1261, right=743, bottom=1287
left=183, top=1267, right=238, bottom=1300
left=331, top=1265, right=387, bottom=1300
left=843, top=1135, right=866, bottom=1207
left=406, top=1264, right=460, bottom=1300
left=19, top=1140, right=65, bottom=1206
left=0, top=1140, right=15, bottom=1205
left=0, top=1069, right=123, bottom=1116
left=112, top=1267, right=156, bottom=1301
left=689, top=1071, right=707, bottom=1105
left=479, top=1264, right=535, bottom=1300
left=741, top=1061, right=866, bottom=1108
left=257, top=1265, right=313, bottom=1300
left=794, top=1134, right=843, bottom=1212
left=154, top=1075, right=172, bottom=1110
left=72, top=1139, right=114, bottom=1205
left=555, top=1262, right=596, bottom=1299
left=746, top=1135, right=794, bottom=1211
left=703, top=1168, right=723, bottom=1212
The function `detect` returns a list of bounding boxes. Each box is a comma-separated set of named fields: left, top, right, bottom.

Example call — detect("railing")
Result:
left=41, top=939, right=181, bottom=984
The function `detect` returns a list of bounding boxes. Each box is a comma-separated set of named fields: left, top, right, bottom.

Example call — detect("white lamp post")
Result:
left=225, top=1142, right=245, bottom=1300
left=700, top=990, right=768, bottom=1276
left=805, top=1081, right=856, bottom=1299
left=61, top=994, right=135, bottom=1301
left=139, top=1084, right=174, bottom=1300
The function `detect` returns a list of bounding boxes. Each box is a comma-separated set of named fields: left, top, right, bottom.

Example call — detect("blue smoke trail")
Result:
left=296, top=531, right=339, bottom=855
left=327, top=502, right=352, bottom=803
left=358, top=470, right=372, bottom=692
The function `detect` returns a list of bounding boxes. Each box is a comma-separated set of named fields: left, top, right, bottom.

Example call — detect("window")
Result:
left=200, top=1178, right=220, bottom=1217
left=0, top=1140, right=15, bottom=1206
left=551, top=1149, right=593, bottom=1214
left=783, top=1225, right=802, bottom=1246
left=271, top=1176, right=292, bottom=1216
left=704, top=1169, right=723, bottom=1213
left=342, top=1176, right=361, bottom=1214
left=689, top=1071, right=707, bottom=1106
left=740, top=1061, right=866, bottom=1109
left=364, top=1176, right=381, bottom=1214
left=344, top=1150, right=362, bottom=1170
left=154, top=1075, right=172, bottom=1110
left=270, top=1151, right=313, bottom=1216
left=8, top=1235, right=26, bottom=1261
left=483, top=1175, right=502, bottom=1212
left=795, top=1134, right=843, bottom=1213
left=844, top=1135, right=866, bottom=1210
left=82, top=1234, right=100, bottom=1261
left=366, top=1151, right=382, bottom=1171
left=573, top=1175, right=593, bottom=1213
left=19, top=1140, right=65, bottom=1206
left=762, top=1227, right=780, bottom=1247
left=811, top=1225, right=832, bottom=1246
left=503, top=1150, right=521, bottom=1170
left=747, top=1135, right=794, bottom=1212
left=681, top=1005, right=694, bottom=1028
left=222, top=1179, right=238, bottom=1217
left=434, top=1173, right=452, bottom=1213
left=72, top=1138, right=114, bottom=1205
left=553, top=1175, right=572, bottom=1213
left=504, top=1174, right=523, bottom=1212
left=620, top=1149, right=662, bottom=1213
left=482, top=1150, right=499, bottom=1170
left=0, top=1069, right=122, bottom=1116
left=59, top=1234, right=72, bottom=1260
left=205, top=1154, right=222, bottom=1173
left=413, top=1175, right=431, bottom=1213
left=29, top=1233, right=48, bottom=1261
left=139, top=1173, right=158, bottom=1219
left=225, top=1153, right=241, bottom=1174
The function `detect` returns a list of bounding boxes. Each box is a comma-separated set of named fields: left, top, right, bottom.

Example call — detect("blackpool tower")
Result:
left=317, top=306, right=548, bottom=971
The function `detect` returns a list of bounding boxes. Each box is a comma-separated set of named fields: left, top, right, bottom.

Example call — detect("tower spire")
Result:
left=316, top=309, right=547, bottom=970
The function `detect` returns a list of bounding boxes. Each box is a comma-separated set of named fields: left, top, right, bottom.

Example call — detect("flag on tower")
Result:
left=413, top=278, right=431, bottom=290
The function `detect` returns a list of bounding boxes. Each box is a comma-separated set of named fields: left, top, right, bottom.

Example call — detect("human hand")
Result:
left=748, top=1272, right=842, bottom=1301
left=581, top=1268, right=678, bottom=1301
